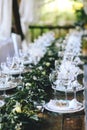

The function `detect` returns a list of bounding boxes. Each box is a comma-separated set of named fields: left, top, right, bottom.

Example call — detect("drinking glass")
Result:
left=63, top=79, right=68, bottom=101
left=19, top=49, right=23, bottom=58
left=1, top=75, right=9, bottom=98
left=73, top=86, right=77, bottom=99
left=18, top=58, right=24, bottom=80
left=55, top=60, right=60, bottom=71
left=49, top=70, right=58, bottom=99
left=1, top=62, right=6, bottom=72
left=6, top=56, right=12, bottom=80
left=62, top=78, right=69, bottom=106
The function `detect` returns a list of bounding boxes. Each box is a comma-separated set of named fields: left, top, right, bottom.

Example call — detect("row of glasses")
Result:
left=0, top=58, right=12, bottom=98
left=9, top=54, right=24, bottom=80
left=49, top=69, right=58, bottom=100
left=0, top=73, right=9, bottom=98
left=0, top=55, right=24, bottom=98
left=49, top=67, right=77, bottom=107
left=50, top=31, right=82, bottom=104
left=6, top=56, right=13, bottom=80
left=0, top=31, right=55, bottom=108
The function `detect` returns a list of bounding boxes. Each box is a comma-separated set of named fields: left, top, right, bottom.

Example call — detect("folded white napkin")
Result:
left=69, top=99, right=78, bottom=109
left=47, top=100, right=68, bottom=111
left=47, top=99, right=82, bottom=111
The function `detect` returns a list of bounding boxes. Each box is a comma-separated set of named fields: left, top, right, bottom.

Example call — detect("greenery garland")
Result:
left=0, top=39, right=61, bottom=130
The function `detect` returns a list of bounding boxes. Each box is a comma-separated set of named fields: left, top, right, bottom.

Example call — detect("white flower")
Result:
left=25, top=83, right=32, bottom=86
left=15, top=122, right=22, bottom=130
left=12, top=102, right=21, bottom=113
left=33, top=76, right=37, bottom=80
left=42, top=71, right=46, bottom=75
left=38, top=66, right=43, bottom=70
left=48, top=51, right=52, bottom=56
left=46, top=62, right=50, bottom=66
left=11, top=119, right=14, bottom=124
left=26, top=86, right=29, bottom=90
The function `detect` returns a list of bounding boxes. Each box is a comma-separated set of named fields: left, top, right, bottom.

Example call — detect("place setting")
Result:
left=0, top=56, right=31, bottom=79
left=50, top=63, right=84, bottom=93
left=1, top=56, right=24, bottom=75
left=44, top=79, right=84, bottom=114
left=0, top=77, right=17, bottom=91
left=44, top=99, right=84, bottom=114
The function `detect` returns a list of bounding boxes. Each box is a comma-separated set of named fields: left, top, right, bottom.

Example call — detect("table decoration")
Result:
left=0, top=30, right=85, bottom=130
left=0, top=36, right=59, bottom=130
left=44, top=99, right=84, bottom=114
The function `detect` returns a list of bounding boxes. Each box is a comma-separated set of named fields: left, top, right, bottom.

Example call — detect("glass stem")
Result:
left=65, top=89, right=67, bottom=101
left=3, top=90, right=7, bottom=97
left=19, top=68, right=22, bottom=80
left=74, top=90, right=76, bottom=99
left=54, top=89, right=57, bottom=99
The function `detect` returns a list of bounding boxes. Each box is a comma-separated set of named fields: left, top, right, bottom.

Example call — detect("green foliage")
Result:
left=0, top=38, right=61, bottom=130
left=75, top=7, right=87, bottom=24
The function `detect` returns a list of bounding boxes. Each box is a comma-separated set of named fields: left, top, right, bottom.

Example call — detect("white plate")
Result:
left=0, top=82, right=17, bottom=90
left=44, top=100, right=84, bottom=114
left=0, top=100, right=5, bottom=107
left=2, top=69, right=23, bottom=75
left=23, top=60, right=32, bottom=65
left=52, top=86, right=84, bottom=93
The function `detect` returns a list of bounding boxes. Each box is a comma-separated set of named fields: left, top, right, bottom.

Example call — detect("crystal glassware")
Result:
left=73, top=86, right=77, bottom=100
left=49, top=70, right=58, bottom=100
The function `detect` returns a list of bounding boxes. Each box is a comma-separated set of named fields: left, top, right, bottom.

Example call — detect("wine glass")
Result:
left=72, top=79, right=77, bottom=100
left=63, top=79, right=68, bottom=101
left=19, top=49, right=23, bottom=58
left=6, top=56, right=13, bottom=80
left=18, top=57, right=24, bottom=80
left=73, top=86, right=77, bottom=99
left=1, top=62, right=6, bottom=72
left=4, top=75, right=9, bottom=97
left=55, top=60, right=60, bottom=71
left=62, top=78, right=69, bottom=106
left=49, top=70, right=58, bottom=99
left=18, top=49, right=25, bottom=79
left=0, top=75, right=9, bottom=98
